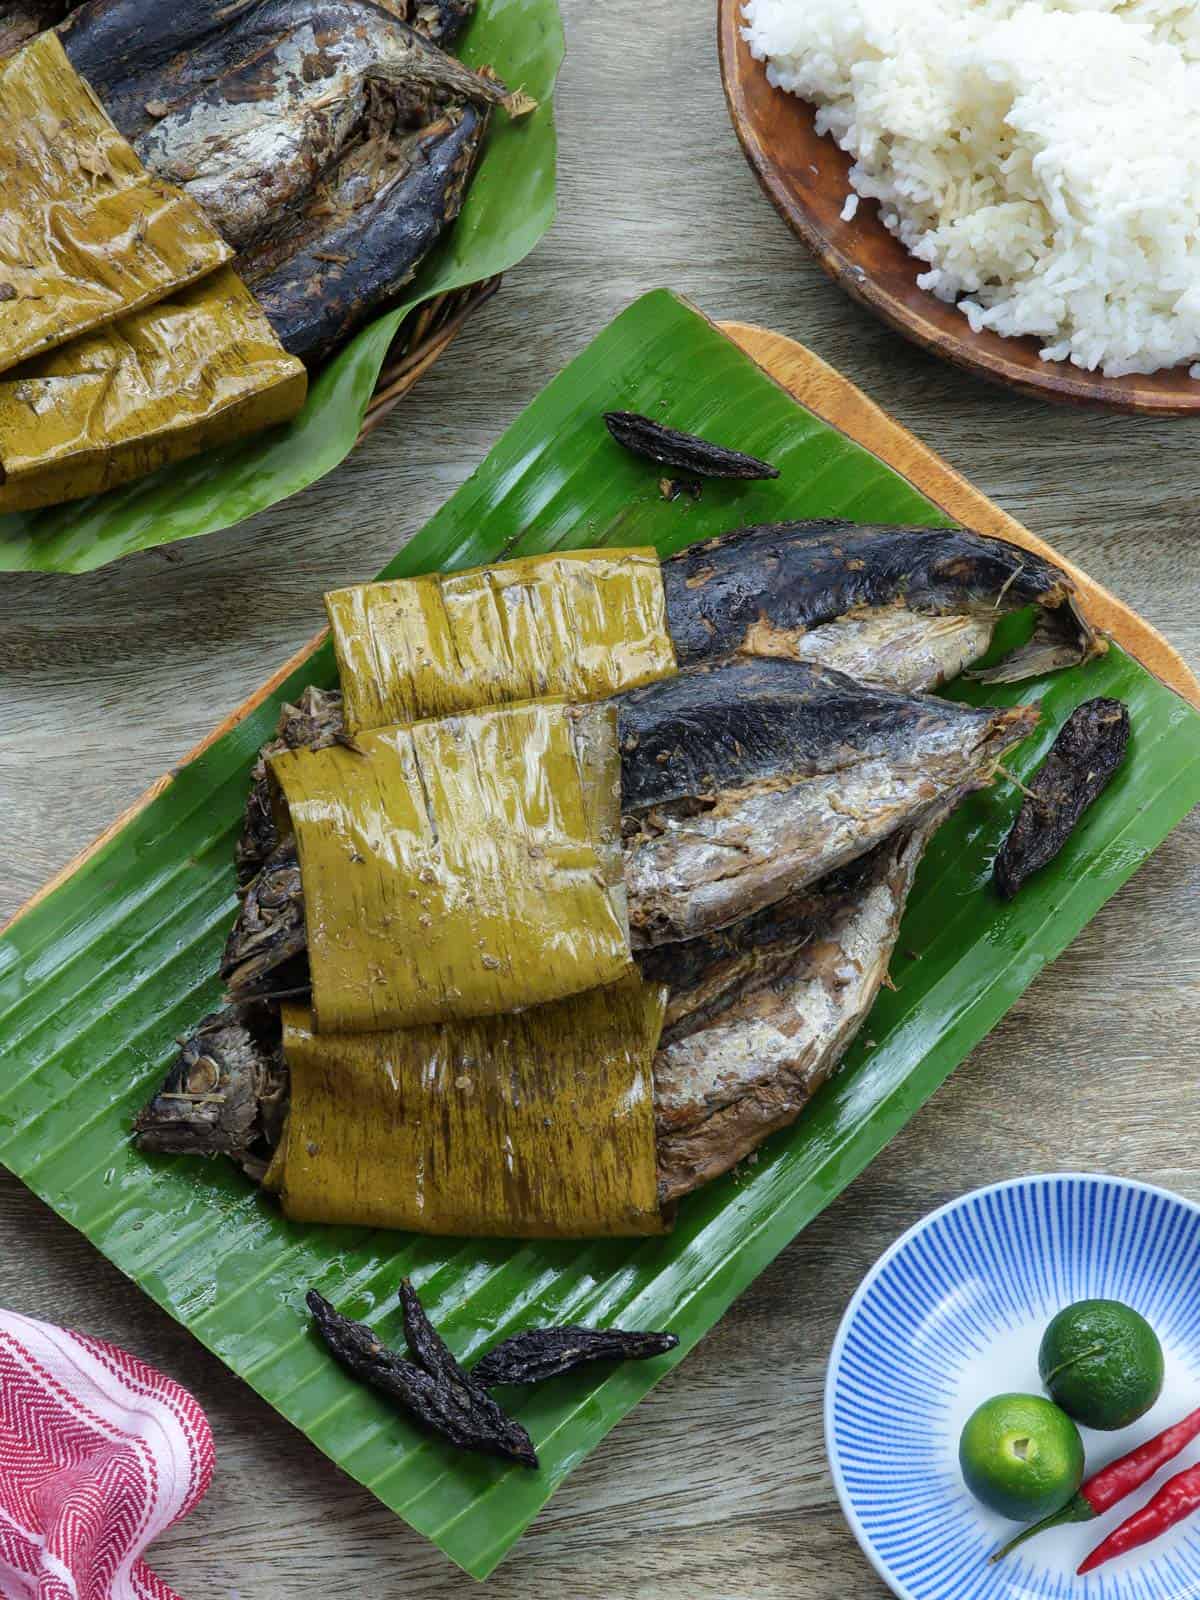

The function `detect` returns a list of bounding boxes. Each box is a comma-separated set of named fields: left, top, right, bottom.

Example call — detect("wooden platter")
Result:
left=718, top=0, right=1200, bottom=415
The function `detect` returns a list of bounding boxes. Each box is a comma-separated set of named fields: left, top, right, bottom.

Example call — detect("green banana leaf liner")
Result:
left=2, top=291, right=1199, bottom=1578
left=0, top=0, right=564, bottom=574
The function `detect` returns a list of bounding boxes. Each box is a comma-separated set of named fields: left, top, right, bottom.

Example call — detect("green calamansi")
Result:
left=1039, top=1299, right=1164, bottom=1431
left=959, top=1394, right=1086, bottom=1521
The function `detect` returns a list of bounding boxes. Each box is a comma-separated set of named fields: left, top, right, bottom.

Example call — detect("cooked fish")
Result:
left=647, top=821, right=935, bottom=1202
left=661, top=521, right=1103, bottom=692
left=239, top=104, right=486, bottom=362
left=136, top=824, right=935, bottom=1196
left=619, top=658, right=1036, bottom=947
left=134, top=1003, right=288, bottom=1181
left=388, top=0, right=475, bottom=45
left=219, top=657, right=1034, bottom=991
left=220, top=840, right=307, bottom=996
left=61, top=0, right=501, bottom=249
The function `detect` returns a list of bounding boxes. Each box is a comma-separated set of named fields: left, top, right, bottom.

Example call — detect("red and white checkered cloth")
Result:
left=0, top=1309, right=214, bottom=1600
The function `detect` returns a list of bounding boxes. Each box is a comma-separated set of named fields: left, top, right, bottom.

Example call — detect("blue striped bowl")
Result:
left=826, top=1175, right=1200, bottom=1600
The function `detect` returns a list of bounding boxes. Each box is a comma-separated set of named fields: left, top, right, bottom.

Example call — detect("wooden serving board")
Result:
left=6, top=319, right=1198, bottom=938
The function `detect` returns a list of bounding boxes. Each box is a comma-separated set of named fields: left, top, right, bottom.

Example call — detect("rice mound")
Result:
left=741, top=0, right=1200, bottom=377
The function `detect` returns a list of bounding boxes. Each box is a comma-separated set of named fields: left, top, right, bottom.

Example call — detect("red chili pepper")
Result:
left=1078, top=1462, right=1200, bottom=1575
left=991, top=1404, right=1200, bottom=1563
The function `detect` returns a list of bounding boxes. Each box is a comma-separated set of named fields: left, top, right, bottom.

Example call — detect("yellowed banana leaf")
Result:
left=0, top=268, right=307, bottom=511
left=269, top=976, right=668, bottom=1237
left=326, top=550, right=677, bottom=734
left=270, top=699, right=632, bottom=1033
left=0, top=33, right=231, bottom=374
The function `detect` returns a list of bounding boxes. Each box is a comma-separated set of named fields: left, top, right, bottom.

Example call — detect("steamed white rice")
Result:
left=742, top=0, right=1200, bottom=377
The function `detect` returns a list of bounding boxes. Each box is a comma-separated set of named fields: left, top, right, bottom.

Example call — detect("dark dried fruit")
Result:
left=604, top=412, right=780, bottom=480
left=994, top=697, right=1131, bottom=900
left=307, top=1287, right=538, bottom=1468
left=472, top=1325, right=679, bottom=1387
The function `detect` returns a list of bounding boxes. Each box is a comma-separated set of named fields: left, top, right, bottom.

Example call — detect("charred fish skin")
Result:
left=618, top=660, right=1036, bottom=949
left=0, top=0, right=71, bottom=58
left=243, top=105, right=486, bottom=363
left=393, top=0, right=476, bottom=45
left=220, top=839, right=307, bottom=995
left=661, top=521, right=1102, bottom=690
left=61, top=0, right=254, bottom=139
left=653, top=820, right=936, bottom=1204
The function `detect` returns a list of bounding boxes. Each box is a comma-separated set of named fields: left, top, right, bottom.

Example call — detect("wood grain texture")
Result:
left=1, top=3, right=1199, bottom=1595
left=719, top=0, right=1200, bottom=415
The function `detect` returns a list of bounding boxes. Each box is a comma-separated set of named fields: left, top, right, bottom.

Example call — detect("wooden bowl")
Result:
left=718, top=0, right=1200, bottom=414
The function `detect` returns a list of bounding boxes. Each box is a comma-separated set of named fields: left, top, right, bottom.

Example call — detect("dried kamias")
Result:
left=307, top=1279, right=679, bottom=1466
left=994, top=697, right=1131, bottom=899
left=605, top=411, right=780, bottom=481
left=308, top=1286, right=538, bottom=1467
left=472, top=1325, right=679, bottom=1386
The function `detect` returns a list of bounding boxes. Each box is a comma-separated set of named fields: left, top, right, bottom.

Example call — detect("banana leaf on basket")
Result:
left=0, top=0, right=563, bottom=574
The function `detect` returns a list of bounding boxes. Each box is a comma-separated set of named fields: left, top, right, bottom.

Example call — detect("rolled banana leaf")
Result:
left=0, top=269, right=306, bottom=511
left=268, top=976, right=668, bottom=1237
left=326, top=550, right=676, bottom=733
left=0, top=33, right=231, bottom=373
left=269, top=700, right=632, bottom=1032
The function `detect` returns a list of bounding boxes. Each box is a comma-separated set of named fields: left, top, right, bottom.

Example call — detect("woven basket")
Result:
left=357, top=275, right=503, bottom=443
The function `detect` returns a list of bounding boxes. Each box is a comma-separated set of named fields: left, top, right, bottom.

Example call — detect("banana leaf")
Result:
left=0, top=268, right=306, bottom=511
left=327, top=551, right=675, bottom=732
left=0, top=32, right=231, bottom=373
left=2, top=290, right=1199, bottom=1579
left=272, top=702, right=632, bottom=1031
left=0, top=0, right=563, bottom=573
left=273, top=976, right=667, bottom=1237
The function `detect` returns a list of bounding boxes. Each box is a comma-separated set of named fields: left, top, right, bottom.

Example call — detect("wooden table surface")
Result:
left=2, top=4, right=1199, bottom=1596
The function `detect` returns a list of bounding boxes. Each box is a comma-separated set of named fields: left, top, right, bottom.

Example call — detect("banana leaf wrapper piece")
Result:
left=270, top=977, right=668, bottom=1237
left=269, top=700, right=632, bottom=1033
left=0, top=267, right=307, bottom=512
left=326, top=551, right=677, bottom=735
left=0, top=32, right=231, bottom=374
